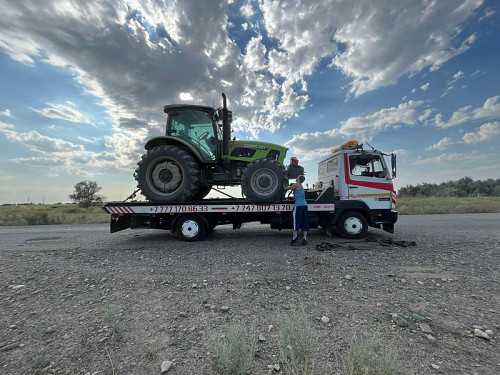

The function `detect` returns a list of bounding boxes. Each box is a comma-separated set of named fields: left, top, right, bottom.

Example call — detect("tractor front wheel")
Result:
left=241, top=159, right=286, bottom=202
left=135, top=145, right=200, bottom=202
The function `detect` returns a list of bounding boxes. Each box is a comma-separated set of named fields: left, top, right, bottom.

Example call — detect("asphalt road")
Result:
left=1, top=213, right=499, bottom=252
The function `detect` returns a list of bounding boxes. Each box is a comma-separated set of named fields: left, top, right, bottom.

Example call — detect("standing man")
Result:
left=287, top=157, right=304, bottom=179
left=285, top=175, right=308, bottom=246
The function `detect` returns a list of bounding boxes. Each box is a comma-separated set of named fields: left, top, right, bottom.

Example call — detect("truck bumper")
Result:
left=371, top=209, right=398, bottom=233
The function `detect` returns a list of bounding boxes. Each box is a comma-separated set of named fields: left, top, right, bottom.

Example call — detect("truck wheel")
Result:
left=192, top=185, right=212, bottom=200
left=176, top=215, right=206, bottom=241
left=241, top=159, right=286, bottom=202
left=337, top=211, right=368, bottom=239
left=135, top=145, right=200, bottom=202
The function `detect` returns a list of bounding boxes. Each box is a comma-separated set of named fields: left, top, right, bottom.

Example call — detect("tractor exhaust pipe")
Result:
left=222, top=93, right=229, bottom=162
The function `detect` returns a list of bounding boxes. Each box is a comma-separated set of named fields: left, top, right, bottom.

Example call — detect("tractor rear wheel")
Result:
left=241, top=159, right=286, bottom=202
left=135, top=145, right=200, bottom=202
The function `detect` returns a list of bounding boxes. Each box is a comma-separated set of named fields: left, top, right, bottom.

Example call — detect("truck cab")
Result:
left=316, top=141, right=397, bottom=235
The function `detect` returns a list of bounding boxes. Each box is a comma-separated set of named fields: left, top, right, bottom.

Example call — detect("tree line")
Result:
left=398, top=177, right=500, bottom=197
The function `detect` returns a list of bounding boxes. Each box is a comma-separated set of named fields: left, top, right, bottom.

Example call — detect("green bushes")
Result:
left=397, top=196, right=500, bottom=215
left=344, top=334, right=405, bottom=375
left=278, top=306, right=315, bottom=375
left=0, top=204, right=109, bottom=226
left=211, top=323, right=257, bottom=375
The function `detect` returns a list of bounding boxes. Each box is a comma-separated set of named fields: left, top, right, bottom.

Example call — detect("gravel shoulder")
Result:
left=1, top=214, right=499, bottom=374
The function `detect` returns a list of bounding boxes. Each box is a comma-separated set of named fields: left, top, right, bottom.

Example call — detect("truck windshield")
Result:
left=169, top=110, right=216, bottom=160
left=349, top=154, right=387, bottom=178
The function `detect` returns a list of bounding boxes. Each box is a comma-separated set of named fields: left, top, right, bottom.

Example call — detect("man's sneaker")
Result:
left=290, top=238, right=299, bottom=246
left=302, top=239, right=308, bottom=246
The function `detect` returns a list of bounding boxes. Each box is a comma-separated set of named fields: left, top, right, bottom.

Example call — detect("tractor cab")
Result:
left=164, top=105, right=225, bottom=162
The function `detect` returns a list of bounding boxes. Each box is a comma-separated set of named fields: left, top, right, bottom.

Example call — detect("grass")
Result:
left=102, top=305, right=122, bottom=344
left=396, top=196, right=500, bottom=215
left=210, top=323, right=257, bottom=375
left=0, top=204, right=109, bottom=226
left=343, top=333, right=405, bottom=375
left=278, top=305, right=315, bottom=375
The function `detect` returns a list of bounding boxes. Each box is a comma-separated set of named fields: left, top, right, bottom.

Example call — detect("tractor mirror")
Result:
left=391, top=153, right=397, bottom=178
left=227, top=110, right=233, bottom=124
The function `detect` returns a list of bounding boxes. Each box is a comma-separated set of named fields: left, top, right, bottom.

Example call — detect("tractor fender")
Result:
left=331, top=200, right=372, bottom=227
left=144, top=136, right=205, bottom=163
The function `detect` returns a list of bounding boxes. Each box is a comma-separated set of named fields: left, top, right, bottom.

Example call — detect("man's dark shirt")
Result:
left=287, top=164, right=304, bottom=179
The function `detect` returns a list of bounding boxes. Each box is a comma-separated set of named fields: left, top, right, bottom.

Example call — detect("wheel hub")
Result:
left=181, top=220, right=199, bottom=238
left=343, top=217, right=363, bottom=235
left=251, top=169, right=277, bottom=195
left=257, top=176, right=271, bottom=189
left=151, top=161, right=182, bottom=193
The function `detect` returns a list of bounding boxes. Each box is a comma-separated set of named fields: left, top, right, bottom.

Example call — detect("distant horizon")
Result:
left=2, top=174, right=499, bottom=206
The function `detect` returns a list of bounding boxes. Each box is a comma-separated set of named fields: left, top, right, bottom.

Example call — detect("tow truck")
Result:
left=103, top=141, right=398, bottom=241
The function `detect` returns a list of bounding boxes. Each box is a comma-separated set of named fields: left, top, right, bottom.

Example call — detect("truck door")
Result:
left=344, top=153, right=395, bottom=209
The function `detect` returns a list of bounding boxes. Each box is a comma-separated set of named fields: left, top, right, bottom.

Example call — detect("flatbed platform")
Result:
left=102, top=188, right=396, bottom=241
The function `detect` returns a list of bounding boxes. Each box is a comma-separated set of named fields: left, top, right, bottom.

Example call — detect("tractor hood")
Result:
left=228, top=140, right=288, bottom=165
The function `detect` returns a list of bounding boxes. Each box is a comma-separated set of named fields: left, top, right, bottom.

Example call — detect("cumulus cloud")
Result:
left=434, top=96, right=500, bottom=128
left=420, top=83, right=430, bottom=91
left=425, top=137, right=454, bottom=151
left=327, top=1, right=481, bottom=96
left=0, top=123, right=140, bottom=176
left=77, top=136, right=99, bottom=144
left=480, top=7, right=495, bottom=21
left=0, top=0, right=485, bottom=166
left=240, top=2, right=255, bottom=18
left=0, top=120, right=15, bottom=130
left=442, top=70, right=465, bottom=97
left=0, top=109, right=12, bottom=117
left=285, top=100, right=427, bottom=160
left=2, top=129, right=85, bottom=154
left=414, top=151, right=491, bottom=165
left=31, top=102, right=92, bottom=124
left=463, top=121, right=500, bottom=143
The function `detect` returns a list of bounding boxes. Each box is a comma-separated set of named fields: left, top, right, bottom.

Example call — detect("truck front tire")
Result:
left=337, top=211, right=368, bottom=238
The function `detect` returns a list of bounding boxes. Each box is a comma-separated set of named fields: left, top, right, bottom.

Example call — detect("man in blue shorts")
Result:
left=285, top=175, right=308, bottom=246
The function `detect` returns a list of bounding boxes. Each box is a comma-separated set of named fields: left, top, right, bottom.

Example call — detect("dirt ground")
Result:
left=1, top=213, right=499, bottom=375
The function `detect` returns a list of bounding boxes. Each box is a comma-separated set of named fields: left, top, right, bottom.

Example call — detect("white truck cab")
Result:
left=314, top=140, right=397, bottom=236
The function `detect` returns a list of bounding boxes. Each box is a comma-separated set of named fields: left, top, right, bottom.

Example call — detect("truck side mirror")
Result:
left=391, top=153, right=397, bottom=178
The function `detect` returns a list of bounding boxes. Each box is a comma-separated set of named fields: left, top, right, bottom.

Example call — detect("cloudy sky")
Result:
left=0, top=0, right=499, bottom=203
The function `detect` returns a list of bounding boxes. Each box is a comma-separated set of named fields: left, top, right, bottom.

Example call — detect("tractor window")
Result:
left=170, top=110, right=216, bottom=160
left=349, top=155, right=386, bottom=178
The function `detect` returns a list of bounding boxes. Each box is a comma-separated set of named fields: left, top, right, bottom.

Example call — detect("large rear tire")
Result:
left=241, top=159, right=286, bottom=202
left=135, top=145, right=200, bottom=202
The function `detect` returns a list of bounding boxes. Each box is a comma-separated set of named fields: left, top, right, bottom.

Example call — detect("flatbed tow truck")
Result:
left=103, top=141, right=398, bottom=241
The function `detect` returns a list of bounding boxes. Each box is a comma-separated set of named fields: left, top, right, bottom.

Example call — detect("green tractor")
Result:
left=135, top=94, right=288, bottom=202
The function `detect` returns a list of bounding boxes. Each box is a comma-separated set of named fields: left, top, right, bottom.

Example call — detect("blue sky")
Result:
left=0, top=0, right=499, bottom=204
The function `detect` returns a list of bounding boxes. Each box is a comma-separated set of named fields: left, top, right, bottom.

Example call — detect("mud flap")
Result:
left=383, top=223, right=394, bottom=234
left=110, top=215, right=131, bottom=233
